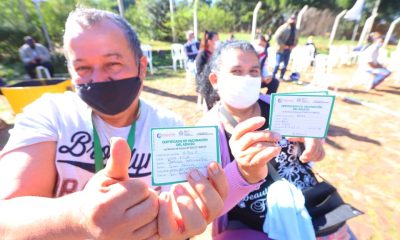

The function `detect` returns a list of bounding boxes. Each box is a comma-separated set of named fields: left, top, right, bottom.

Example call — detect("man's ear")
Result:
left=209, top=72, right=218, bottom=89
left=139, top=56, right=147, bottom=80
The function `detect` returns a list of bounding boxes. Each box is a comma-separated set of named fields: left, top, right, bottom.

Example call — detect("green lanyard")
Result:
left=92, top=110, right=138, bottom=173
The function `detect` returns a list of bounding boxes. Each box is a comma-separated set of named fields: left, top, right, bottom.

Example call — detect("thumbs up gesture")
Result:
left=79, top=137, right=159, bottom=240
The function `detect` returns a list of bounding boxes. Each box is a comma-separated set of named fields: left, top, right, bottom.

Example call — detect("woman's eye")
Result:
left=231, top=70, right=241, bottom=75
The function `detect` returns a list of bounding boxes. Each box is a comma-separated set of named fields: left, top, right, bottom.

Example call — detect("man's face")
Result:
left=188, top=33, right=194, bottom=41
left=26, top=38, right=35, bottom=48
left=64, top=19, right=145, bottom=85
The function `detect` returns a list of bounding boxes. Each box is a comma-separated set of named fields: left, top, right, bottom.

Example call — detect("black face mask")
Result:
left=76, top=74, right=142, bottom=115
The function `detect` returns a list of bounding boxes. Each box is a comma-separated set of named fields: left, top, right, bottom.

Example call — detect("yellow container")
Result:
left=0, top=79, right=72, bottom=114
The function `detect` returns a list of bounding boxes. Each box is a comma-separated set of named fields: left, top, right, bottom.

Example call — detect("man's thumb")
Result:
left=104, top=137, right=131, bottom=181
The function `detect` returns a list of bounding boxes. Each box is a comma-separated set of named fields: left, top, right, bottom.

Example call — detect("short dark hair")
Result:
left=63, top=8, right=143, bottom=63
left=24, top=36, right=33, bottom=42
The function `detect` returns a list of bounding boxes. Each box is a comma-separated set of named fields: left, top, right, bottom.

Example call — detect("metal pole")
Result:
left=329, top=10, right=347, bottom=47
left=193, top=0, right=198, bottom=39
left=251, top=1, right=262, bottom=41
left=357, top=14, right=376, bottom=46
left=358, top=0, right=381, bottom=46
left=169, top=0, right=176, bottom=42
left=397, top=40, right=400, bottom=52
left=296, top=5, right=308, bottom=30
left=33, top=0, right=54, bottom=53
left=351, top=21, right=360, bottom=41
left=117, top=0, right=124, bottom=18
left=383, top=17, right=400, bottom=47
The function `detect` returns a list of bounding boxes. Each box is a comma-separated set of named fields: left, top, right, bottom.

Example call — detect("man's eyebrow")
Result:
left=104, top=53, right=123, bottom=58
left=72, top=53, right=123, bottom=65
left=72, top=59, right=84, bottom=64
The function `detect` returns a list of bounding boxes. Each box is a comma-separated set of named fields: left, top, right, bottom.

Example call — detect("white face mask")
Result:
left=217, top=74, right=261, bottom=109
left=214, top=40, right=221, bottom=50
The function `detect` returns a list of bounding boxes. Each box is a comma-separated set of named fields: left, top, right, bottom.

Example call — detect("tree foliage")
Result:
left=0, top=0, right=399, bottom=70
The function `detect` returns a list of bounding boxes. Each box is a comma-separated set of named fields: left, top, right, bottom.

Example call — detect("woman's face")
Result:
left=218, top=49, right=260, bottom=78
left=210, top=48, right=262, bottom=110
left=208, top=34, right=220, bottom=52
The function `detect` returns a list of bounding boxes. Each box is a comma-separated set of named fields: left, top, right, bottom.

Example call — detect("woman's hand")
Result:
left=287, top=137, right=325, bottom=163
left=229, top=117, right=282, bottom=184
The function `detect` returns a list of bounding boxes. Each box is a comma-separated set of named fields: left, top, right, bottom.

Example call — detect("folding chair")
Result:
left=35, top=66, right=51, bottom=79
left=387, top=49, right=400, bottom=85
left=308, top=54, right=339, bottom=92
left=171, top=44, right=186, bottom=71
left=290, top=46, right=313, bottom=73
left=141, top=44, right=154, bottom=75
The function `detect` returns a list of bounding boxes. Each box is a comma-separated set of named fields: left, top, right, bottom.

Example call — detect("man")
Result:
left=272, top=15, right=298, bottom=81
left=19, top=36, right=54, bottom=79
left=0, top=8, right=231, bottom=239
left=359, top=32, right=391, bottom=90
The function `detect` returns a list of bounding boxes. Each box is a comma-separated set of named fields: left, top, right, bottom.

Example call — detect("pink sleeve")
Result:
left=221, top=160, right=264, bottom=215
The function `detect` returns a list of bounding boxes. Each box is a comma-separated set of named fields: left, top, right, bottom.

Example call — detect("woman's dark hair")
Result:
left=197, top=40, right=258, bottom=109
left=200, top=31, right=218, bottom=52
left=256, top=34, right=267, bottom=43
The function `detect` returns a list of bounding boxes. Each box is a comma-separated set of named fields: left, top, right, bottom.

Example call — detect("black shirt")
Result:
left=285, top=26, right=296, bottom=46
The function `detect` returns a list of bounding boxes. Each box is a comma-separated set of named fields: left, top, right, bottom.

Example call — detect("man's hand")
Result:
left=158, top=162, right=228, bottom=240
left=229, top=117, right=282, bottom=184
left=78, top=137, right=159, bottom=240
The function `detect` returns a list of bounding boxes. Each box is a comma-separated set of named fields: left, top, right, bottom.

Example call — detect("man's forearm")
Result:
left=0, top=193, right=87, bottom=240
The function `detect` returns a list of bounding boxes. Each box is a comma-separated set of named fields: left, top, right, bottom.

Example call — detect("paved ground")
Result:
left=0, top=65, right=399, bottom=239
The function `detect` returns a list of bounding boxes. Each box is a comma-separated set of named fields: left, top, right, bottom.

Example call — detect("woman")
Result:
left=253, top=34, right=280, bottom=94
left=197, top=40, right=354, bottom=240
left=195, top=31, right=220, bottom=110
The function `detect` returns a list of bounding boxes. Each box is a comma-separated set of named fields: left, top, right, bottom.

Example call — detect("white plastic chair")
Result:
left=171, top=44, right=186, bottom=71
left=290, top=46, right=314, bottom=73
left=141, top=44, right=153, bottom=75
left=378, top=48, right=389, bottom=66
left=35, top=66, right=51, bottom=79
left=387, top=50, right=400, bottom=84
left=266, top=47, right=277, bottom=71
left=328, top=45, right=351, bottom=68
left=308, top=54, right=340, bottom=92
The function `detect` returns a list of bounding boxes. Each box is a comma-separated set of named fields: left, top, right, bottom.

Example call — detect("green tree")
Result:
left=125, top=0, right=170, bottom=41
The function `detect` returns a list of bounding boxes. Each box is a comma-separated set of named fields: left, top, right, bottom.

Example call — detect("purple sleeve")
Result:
left=221, top=160, right=264, bottom=215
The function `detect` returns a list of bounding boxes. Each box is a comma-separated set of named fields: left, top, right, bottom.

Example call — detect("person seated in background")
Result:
left=184, top=30, right=200, bottom=76
left=359, top=32, right=391, bottom=90
left=253, top=34, right=279, bottom=94
left=18, top=36, right=54, bottom=79
left=228, top=33, right=236, bottom=42
left=197, top=40, right=355, bottom=240
left=184, top=30, right=200, bottom=62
